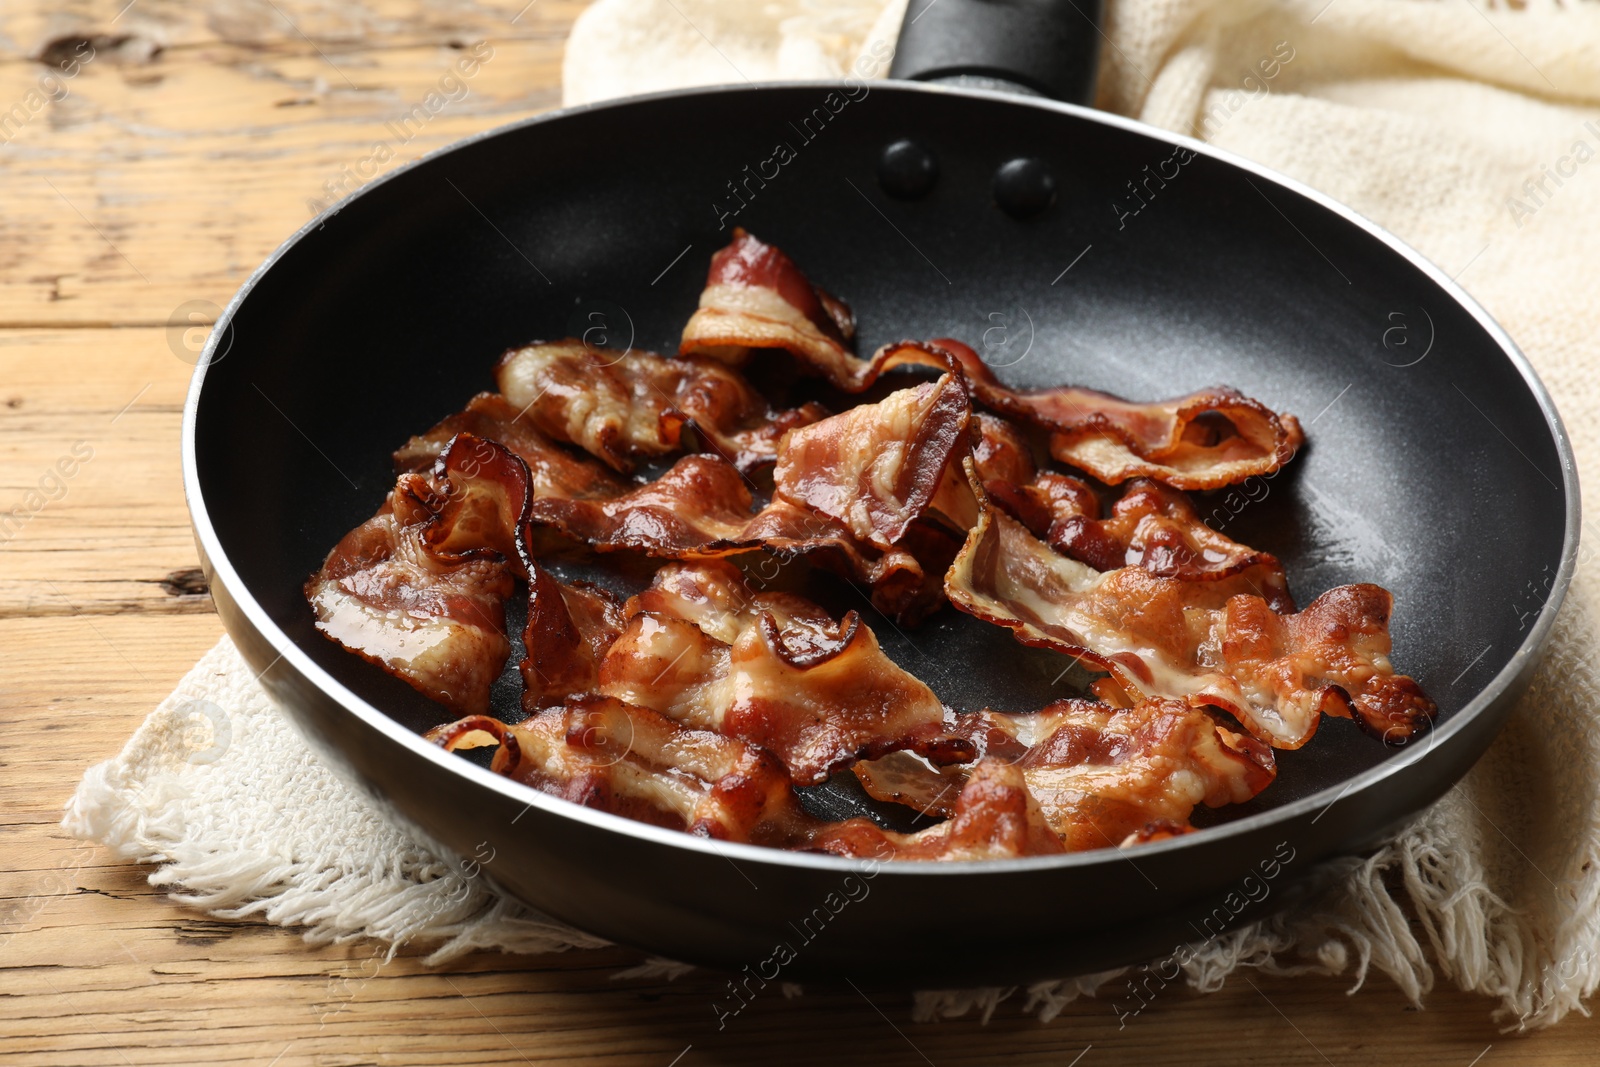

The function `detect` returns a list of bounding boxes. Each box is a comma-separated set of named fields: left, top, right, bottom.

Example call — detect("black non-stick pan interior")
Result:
left=195, top=84, right=1569, bottom=843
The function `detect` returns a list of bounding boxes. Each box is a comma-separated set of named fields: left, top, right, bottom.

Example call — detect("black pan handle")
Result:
left=890, top=0, right=1102, bottom=105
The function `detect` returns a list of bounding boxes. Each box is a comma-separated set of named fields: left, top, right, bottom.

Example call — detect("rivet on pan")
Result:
left=994, top=157, right=1056, bottom=219
left=877, top=140, right=939, bottom=200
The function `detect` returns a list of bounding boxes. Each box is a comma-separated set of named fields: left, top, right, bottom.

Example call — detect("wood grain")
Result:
left=0, top=0, right=1592, bottom=1063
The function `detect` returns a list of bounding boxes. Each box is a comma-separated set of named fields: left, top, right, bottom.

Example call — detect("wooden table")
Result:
left=0, top=1, right=1590, bottom=1062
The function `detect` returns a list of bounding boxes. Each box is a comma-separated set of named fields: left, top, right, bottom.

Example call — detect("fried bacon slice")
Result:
left=429, top=691, right=1266, bottom=859
left=1036, top=387, right=1301, bottom=491
left=428, top=699, right=815, bottom=845
left=870, top=340, right=1304, bottom=491
left=496, top=339, right=826, bottom=473
left=402, top=431, right=741, bottom=710
left=775, top=371, right=969, bottom=551
left=944, top=461, right=1435, bottom=749
left=527, top=452, right=758, bottom=555
left=989, top=474, right=1294, bottom=612
left=404, top=412, right=800, bottom=562
left=923, top=408, right=1294, bottom=608
left=595, top=560, right=975, bottom=785
left=726, top=496, right=953, bottom=625
left=855, top=697, right=1275, bottom=850
left=927, top=410, right=1039, bottom=533
left=812, top=759, right=1067, bottom=860
left=305, top=476, right=514, bottom=715
left=394, top=392, right=630, bottom=498
left=419, top=430, right=943, bottom=624
left=967, top=411, right=1038, bottom=485
left=431, top=707, right=1061, bottom=860
left=304, top=416, right=924, bottom=718
left=684, top=232, right=1301, bottom=490
left=521, top=565, right=625, bottom=710
left=766, top=370, right=970, bottom=618
left=679, top=228, right=856, bottom=373
left=908, top=337, right=1303, bottom=491
left=316, top=428, right=630, bottom=714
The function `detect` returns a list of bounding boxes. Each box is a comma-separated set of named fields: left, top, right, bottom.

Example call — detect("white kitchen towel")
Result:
left=68, top=0, right=1600, bottom=1029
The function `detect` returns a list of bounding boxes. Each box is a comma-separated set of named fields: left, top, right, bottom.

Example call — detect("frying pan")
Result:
left=183, top=0, right=1579, bottom=986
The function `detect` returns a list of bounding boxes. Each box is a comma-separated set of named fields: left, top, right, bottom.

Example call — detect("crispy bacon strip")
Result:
left=968, top=411, right=1038, bottom=482
left=679, top=228, right=855, bottom=373
left=496, top=339, right=826, bottom=473
left=404, top=431, right=711, bottom=710
left=305, top=478, right=514, bottom=715
left=431, top=708, right=1063, bottom=860
left=317, top=427, right=632, bottom=714
left=927, top=410, right=1038, bottom=534
left=428, top=699, right=816, bottom=845
left=394, top=358, right=962, bottom=623
left=522, top=566, right=625, bottom=711
left=408, top=415, right=782, bottom=562
left=431, top=692, right=1265, bottom=859
left=873, top=340, right=1304, bottom=491
left=595, top=560, right=975, bottom=784
left=812, top=759, right=1066, bottom=860
left=855, top=697, right=1275, bottom=850
left=422, top=430, right=943, bottom=623
left=1038, top=391, right=1301, bottom=491
left=683, top=231, right=1301, bottom=489
left=944, top=461, right=1435, bottom=748
left=775, top=372, right=970, bottom=551
left=725, top=497, right=954, bottom=625
left=304, top=413, right=926, bottom=716
left=925, top=409, right=1293, bottom=609
left=990, top=474, right=1294, bottom=612
left=394, top=392, right=629, bottom=498
left=527, top=453, right=756, bottom=555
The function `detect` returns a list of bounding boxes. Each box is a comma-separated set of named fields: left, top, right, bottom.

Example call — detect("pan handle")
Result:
left=889, top=0, right=1102, bottom=105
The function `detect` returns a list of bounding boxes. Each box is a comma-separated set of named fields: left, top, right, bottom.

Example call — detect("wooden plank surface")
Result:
left=0, top=0, right=1592, bottom=1062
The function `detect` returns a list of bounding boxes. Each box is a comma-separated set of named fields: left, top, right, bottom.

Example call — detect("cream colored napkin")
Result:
left=69, top=0, right=1600, bottom=1028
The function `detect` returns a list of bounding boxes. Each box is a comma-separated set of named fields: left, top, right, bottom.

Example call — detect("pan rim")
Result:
left=182, top=79, right=1582, bottom=876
